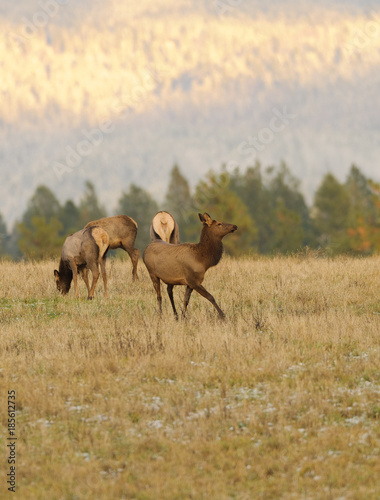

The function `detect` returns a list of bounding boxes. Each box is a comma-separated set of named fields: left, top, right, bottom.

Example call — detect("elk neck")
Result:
left=197, top=225, right=224, bottom=269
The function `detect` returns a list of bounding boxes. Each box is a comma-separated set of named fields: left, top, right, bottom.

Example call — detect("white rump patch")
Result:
left=152, top=212, right=175, bottom=242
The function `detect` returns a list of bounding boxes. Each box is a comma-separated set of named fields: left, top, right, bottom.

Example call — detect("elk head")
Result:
left=54, top=269, right=71, bottom=295
left=198, top=213, right=238, bottom=238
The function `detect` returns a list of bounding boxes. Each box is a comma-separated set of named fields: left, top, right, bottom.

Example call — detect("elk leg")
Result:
left=81, top=267, right=90, bottom=295
left=122, top=243, right=139, bottom=281
left=191, top=284, right=225, bottom=320
left=167, top=284, right=178, bottom=320
left=99, top=258, right=108, bottom=298
left=72, top=262, right=79, bottom=299
left=182, top=286, right=193, bottom=318
left=87, top=264, right=100, bottom=300
left=150, top=275, right=162, bottom=314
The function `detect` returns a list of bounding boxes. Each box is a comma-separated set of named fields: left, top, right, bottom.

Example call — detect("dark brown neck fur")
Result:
left=197, top=225, right=224, bottom=269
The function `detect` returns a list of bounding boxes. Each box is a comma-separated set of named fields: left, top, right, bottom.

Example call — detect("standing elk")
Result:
left=143, top=213, right=238, bottom=319
left=150, top=211, right=180, bottom=244
left=54, top=227, right=109, bottom=299
left=85, top=215, right=139, bottom=281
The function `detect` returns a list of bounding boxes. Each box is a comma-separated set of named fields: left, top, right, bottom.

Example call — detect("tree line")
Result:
left=1, top=162, right=380, bottom=260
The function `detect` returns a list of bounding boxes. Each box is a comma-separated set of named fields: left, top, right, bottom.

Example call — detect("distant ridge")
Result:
left=1, top=0, right=379, bottom=226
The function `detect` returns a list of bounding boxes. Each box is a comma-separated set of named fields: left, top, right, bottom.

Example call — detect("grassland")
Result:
left=0, top=254, right=379, bottom=499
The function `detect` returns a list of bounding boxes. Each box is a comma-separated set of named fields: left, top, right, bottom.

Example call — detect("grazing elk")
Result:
left=143, top=213, right=238, bottom=319
left=85, top=215, right=139, bottom=281
left=54, top=227, right=109, bottom=299
left=150, top=211, right=180, bottom=244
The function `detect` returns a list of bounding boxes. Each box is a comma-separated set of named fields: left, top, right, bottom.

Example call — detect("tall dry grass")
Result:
left=0, top=255, right=379, bottom=499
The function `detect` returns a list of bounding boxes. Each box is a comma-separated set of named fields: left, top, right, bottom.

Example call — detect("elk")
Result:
left=150, top=211, right=180, bottom=244
left=85, top=215, right=139, bottom=281
left=54, top=226, right=109, bottom=299
left=143, top=213, right=238, bottom=319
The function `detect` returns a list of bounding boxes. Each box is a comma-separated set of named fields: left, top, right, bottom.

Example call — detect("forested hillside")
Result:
left=1, top=0, right=380, bottom=227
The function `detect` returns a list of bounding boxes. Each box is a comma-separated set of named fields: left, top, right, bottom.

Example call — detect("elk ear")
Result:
left=199, top=213, right=212, bottom=226
left=54, top=270, right=59, bottom=281
left=203, top=213, right=213, bottom=226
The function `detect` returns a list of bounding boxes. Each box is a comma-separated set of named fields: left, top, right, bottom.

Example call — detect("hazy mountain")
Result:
left=1, top=0, right=380, bottom=227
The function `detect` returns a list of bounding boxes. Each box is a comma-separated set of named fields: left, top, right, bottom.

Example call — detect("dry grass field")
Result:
left=1, top=254, right=380, bottom=499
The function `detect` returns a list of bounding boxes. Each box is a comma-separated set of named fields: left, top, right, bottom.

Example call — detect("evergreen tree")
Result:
left=192, top=170, right=257, bottom=256
left=229, top=162, right=264, bottom=215
left=79, top=181, right=107, bottom=225
left=230, top=162, right=274, bottom=252
left=2, top=225, right=22, bottom=260
left=22, top=185, right=61, bottom=229
left=346, top=165, right=373, bottom=216
left=17, top=185, right=63, bottom=259
left=368, top=179, right=380, bottom=251
left=0, top=213, right=7, bottom=256
left=58, top=200, right=81, bottom=236
left=270, top=200, right=304, bottom=253
left=230, top=162, right=314, bottom=253
left=164, top=164, right=194, bottom=240
left=344, top=165, right=379, bottom=254
left=265, top=162, right=314, bottom=252
left=313, top=173, right=350, bottom=252
left=18, top=216, right=64, bottom=260
left=116, top=184, right=158, bottom=250
left=267, top=162, right=308, bottom=218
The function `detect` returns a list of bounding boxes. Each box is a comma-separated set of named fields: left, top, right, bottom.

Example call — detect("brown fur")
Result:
left=85, top=215, right=139, bottom=281
left=150, top=211, right=180, bottom=244
left=143, top=213, right=238, bottom=319
left=54, top=227, right=110, bottom=299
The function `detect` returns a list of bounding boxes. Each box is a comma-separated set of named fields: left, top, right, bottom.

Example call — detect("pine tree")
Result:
left=230, top=162, right=313, bottom=254
left=192, top=170, right=257, bottom=256
left=368, top=179, right=380, bottom=251
left=59, top=200, right=81, bottom=236
left=265, top=162, right=314, bottom=253
left=344, top=165, right=379, bottom=254
left=116, top=184, right=158, bottom=250
left=229, top=162, right=264, bottom=216
left=230, top=162, right=273, bottom=252
left=164, top=164, right=193, bottom=240
left=18, top=216, right=64, bottom=260
left=0, top=213, right=7, bottom=256
left=2, top=225, right=22, bottom=260
left=313, top=173, right=350, bottom=252
left=79, top=181, right=107, bottom=226
left=22, top=185, right=61, bottom=229
left=270, top=200, right=304, bottom=253
left=17, top=185, right=63, bottom=259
